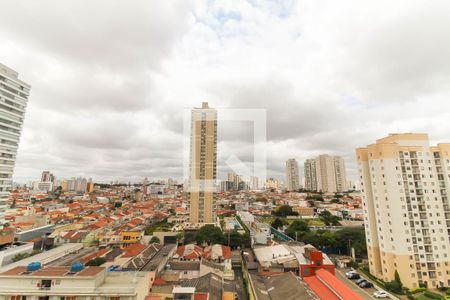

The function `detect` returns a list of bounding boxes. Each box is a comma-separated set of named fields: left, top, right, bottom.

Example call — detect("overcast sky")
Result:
left=1, top=0, right=450, bottom=184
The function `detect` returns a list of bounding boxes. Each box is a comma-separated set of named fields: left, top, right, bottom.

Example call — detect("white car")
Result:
left=345, top=270, right=357, bottom=278
left=373, top=290, right=389, bottom=298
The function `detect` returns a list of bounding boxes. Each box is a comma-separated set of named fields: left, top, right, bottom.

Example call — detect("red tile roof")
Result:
left=81, top=248, right=110, bottom=264
left=122, top=243, right=146, bottom=258
left=194, top=293, right=208, bottom=300
left=304, top=269, right=363, bottom=300
left=152, top=277, right=167, bottom=285
left=303, top=276, right=340, bottom=300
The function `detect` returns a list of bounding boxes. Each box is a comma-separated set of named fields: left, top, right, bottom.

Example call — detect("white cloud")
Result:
left=0, top=0, right=449, bottom=183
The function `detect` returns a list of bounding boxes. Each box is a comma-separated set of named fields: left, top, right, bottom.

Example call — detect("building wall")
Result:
left=0, top=270, right=150, bottom=298
left=0, top=243, right=33, bottom=266
left=189, top=102, right=217, bottom=224
left=305, top=155, right=348, bottom=193
left=304, top=159, right=317, bottom=191
left=0, top=64, right=31, bottom=227
left=357, top=133, right=450, bottom=288
left=286, top=159, right=300, bottom=191
left=334, top=156, right=348, bottom=192
left=120, top=231, right=142, bottom=248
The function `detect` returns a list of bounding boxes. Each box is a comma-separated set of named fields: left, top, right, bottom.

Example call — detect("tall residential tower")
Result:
left=189, top=102, right=217, bottom=224
left=357, top=133, right=450, bottom=288
left=0, top=64, right=31, bottom=227
left=285, top=158, right=300, bottom=191
left=304, top=154, right=348, bottom=193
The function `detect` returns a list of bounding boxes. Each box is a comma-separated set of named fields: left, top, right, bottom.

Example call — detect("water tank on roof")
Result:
left=70, top=262, right=85, bottom=273
left=27, top=262, right=41, bottom=272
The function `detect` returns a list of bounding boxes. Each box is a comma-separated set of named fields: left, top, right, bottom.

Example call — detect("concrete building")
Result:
left=0, top=265, right=150, bottom=298
left=304, top=159, right=318, bottom=191
left=285, top=158, right=300, bottom=191
left=189, top=102, right=217, bottom=224
left=41, top=171, right=51, bottom=182
left=0, top=64, right=31, bottom=227
left=304, top=155, right=348, bottom=193
left=249, top=176, right=260, bottom=191
left=334, top=156, right=348, bottom=193
left=0, top=242, right=33, bottom=267
left=357, top=133, right=450, bottom=288
left=316, top=154, right=337, bottom=193
left=37, top=181, right=53, bottom=193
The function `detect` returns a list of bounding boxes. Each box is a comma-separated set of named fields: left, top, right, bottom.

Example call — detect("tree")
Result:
left=306, top=195, right=324, bottom=201
left=303, top=230, right=337, bottom=249
left=395, top=270, right=403, bottom=290
left=273, top=205, right=298, bottom=217
left=335, top=227, right=367, bottom=258
left=86, top=257, right=106, bottom=266
left=227, top=230, right=251, bottom=249
left=307, top=200, right=316, bottom=207
left=176, top=232, right=184, bottom=245
left=12, top=252, right=30, bottom=262
left=285, top=220, right=310, bottom=240
left=195, top=225, right=224, bottom=245
left=271, top=218, right=285, bottom=229
left=319, top=210, right=341, bottom=226
left=150, top=236, right=160, bottom=244
left=385, top=280, right=402, bottom=294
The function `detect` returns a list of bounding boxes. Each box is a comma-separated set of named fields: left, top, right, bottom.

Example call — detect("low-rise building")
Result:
left=0, top=242, right=33, bottom=267
left=0, top=265, right=150, bottom=299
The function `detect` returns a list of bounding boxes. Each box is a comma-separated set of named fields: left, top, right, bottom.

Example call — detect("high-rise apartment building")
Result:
left=41, top=171, right=51, bottom=182
left=0, top=64, right=31, bottom=227
left=250, top=176, right=260, bottom=190
left=304, top=159, right=318, bottom=191
left=357, top=133, right=450, bottom=288
left=316, top=154, right=337, bottom=193
left=334, top=156, right=347, bottom=192
left=285, top=158, right=300, bottom=191
left=304, top=155, right=347, bottom=193
left=189, top=102, right=217, bottom=224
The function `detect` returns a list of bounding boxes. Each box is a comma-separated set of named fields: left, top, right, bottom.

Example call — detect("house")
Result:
left=120, top=228, right=143, bottom=248
left=303, top=269, right=363, bottom=300
left=248, top=272, right=317, bottom=300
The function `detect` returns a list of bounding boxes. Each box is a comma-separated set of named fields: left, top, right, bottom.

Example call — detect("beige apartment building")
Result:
left=304, top=154, right=348, bottom=193
left=285, top=158, right=300, bottom=191
left=334, top=156, right=348, bottom=193
left=0, top=265, right=150, bottom=299
left=357, top=133, right=450, bottom=289
left=304, top=159, right=318, bottom=191
left=189, top=102, right=217, bottom=224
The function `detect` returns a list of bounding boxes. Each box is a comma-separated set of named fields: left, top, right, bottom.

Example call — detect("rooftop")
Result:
left=0, top=266, right=104, bottom=277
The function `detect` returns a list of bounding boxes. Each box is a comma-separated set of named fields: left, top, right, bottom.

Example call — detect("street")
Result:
left=335, top=268, right=380, bottom=300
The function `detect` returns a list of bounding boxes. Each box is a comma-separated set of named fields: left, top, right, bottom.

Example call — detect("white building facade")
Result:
left=285, top=158, right=300, bottom=191
left=0, top=64, right=31, bottom=227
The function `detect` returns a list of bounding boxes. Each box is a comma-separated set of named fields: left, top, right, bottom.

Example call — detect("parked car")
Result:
left=359, top=281, right=374, bottom=288
left=348, top=273, right=361, bottom=280
left=373, top=290, right=389, bottom=298
left=355, top=278, right=366, bottom=285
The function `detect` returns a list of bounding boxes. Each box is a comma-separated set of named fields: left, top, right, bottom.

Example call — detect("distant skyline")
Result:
left=1, top=1, right=450, bottom=183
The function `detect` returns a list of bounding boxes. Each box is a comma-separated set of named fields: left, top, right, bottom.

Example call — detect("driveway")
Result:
left=335, top=268, right=380, bottom=300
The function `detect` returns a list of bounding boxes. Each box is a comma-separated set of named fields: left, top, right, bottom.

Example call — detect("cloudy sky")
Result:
left=1, top=0, right=450, bottom=184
